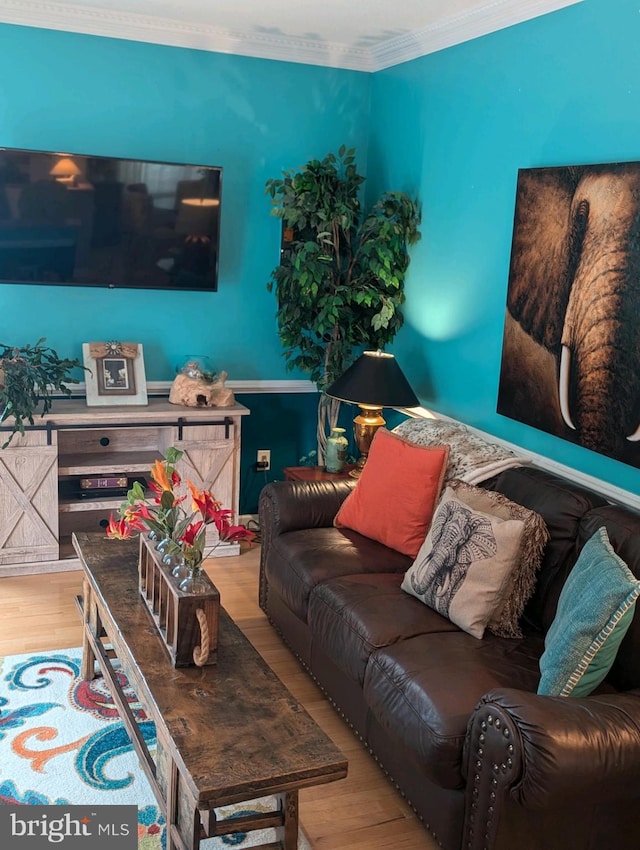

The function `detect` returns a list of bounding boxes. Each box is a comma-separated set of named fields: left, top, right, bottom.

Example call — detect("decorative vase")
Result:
left=162, top=546, right=181, bottom=568
left=176, top=354, right=216, bottom=381
left=170, top=555, right=188, bottom=581
left=179, top=563, right=209, bottom=594
left=325, top=427, right=349, bottom=473
left=155, top=537, right=171, bottom=554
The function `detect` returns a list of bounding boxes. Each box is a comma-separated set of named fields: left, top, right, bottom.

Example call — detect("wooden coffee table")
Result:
left=73, top=532, right=347, bottom=850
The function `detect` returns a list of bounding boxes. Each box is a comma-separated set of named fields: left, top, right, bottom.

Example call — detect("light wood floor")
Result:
left=0, top=545, right=438, bottom=850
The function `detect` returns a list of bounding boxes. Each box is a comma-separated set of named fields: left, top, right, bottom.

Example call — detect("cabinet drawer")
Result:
left=58, top=428, right=163, bottom=475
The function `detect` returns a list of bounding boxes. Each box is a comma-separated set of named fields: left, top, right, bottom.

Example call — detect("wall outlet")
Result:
left=256, top=449, right=271, bottom=471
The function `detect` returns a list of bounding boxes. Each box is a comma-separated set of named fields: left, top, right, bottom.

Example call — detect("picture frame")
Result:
left=83, top=341, right=148, bottom=406
left=497, top=161, right=640, bottom=469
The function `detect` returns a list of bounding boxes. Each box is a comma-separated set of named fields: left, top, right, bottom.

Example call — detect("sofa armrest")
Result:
left=463, top=688, right=640, bottom=849
left=258, top=479, right=355, bottom=610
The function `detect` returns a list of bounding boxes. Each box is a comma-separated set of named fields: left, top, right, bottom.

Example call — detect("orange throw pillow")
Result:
left=334, top=428, right=449, bottom=557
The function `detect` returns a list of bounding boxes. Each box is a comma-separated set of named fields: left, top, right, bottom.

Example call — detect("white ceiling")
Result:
left=0, top=0, right=582, bottom=71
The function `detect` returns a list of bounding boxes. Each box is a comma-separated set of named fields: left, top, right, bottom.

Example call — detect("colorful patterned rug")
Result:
left=0, top=648, right=312, bottom=849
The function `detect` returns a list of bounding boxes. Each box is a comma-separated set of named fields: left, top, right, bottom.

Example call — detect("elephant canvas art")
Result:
left=497, top=161, right=640, bottom=467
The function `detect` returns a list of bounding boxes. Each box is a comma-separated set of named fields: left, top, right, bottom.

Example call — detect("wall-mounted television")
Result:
left=0, top=147, right=222, bottom=291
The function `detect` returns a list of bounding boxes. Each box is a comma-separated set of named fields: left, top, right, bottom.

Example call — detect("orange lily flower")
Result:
left=150, top=459, right=173, bottom=492
left=188, top=481, right=222, bottom=519
left=123, top=506, right=150, bottom=531
left=105, top=514, right=135, bottom=540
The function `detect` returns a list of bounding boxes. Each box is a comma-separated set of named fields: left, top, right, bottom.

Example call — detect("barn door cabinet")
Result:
left=0, top=398, right=250, bottom=576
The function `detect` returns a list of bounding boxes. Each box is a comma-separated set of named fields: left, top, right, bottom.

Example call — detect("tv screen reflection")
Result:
left=0, top=148, right=222, bottom=291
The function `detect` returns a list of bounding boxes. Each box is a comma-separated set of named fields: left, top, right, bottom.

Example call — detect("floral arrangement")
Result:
left=106, top=447, right=254, bottom=571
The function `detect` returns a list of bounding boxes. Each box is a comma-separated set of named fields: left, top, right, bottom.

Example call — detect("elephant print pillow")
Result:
left=401, top=488, right=525, bottom=639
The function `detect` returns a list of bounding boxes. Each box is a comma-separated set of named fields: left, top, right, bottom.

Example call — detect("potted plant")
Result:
left=266, top=146, right=421, bottom=465
left=0, top=338, right=84, bottom=447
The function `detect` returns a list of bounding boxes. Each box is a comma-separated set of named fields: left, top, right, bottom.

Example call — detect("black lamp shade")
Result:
left=325, top=350, right=419, bottom=408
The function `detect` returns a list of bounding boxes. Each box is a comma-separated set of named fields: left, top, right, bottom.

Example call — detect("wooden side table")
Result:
left=284, top=465, right=356, bottom=482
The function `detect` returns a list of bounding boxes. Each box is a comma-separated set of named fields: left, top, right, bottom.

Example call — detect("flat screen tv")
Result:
left=0, top=147, right=222, bottom=291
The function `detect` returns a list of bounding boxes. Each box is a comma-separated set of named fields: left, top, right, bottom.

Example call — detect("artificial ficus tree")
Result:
left=266, top=147, right=421, bottom=465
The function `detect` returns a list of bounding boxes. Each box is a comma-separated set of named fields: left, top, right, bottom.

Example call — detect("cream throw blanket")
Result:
left=392, top=418, right=528, bottom=485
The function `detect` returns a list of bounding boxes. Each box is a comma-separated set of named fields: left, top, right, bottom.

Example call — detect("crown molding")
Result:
left=372, top=0, right=583, bottom=70
left=0, top=0, right=373, bottom=71
left=0, top=0, right=583, bottom=72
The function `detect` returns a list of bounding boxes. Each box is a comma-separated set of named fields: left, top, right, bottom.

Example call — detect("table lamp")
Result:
left=325, top=350, right=419, bottom=477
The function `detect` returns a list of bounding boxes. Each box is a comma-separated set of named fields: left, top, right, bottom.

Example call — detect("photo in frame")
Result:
left=83, top=341, right=148, bottom=406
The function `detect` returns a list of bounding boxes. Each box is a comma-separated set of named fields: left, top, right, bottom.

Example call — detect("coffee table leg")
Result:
left=81, top=577, right=97, bottom=680
left=160, top=742, right=199, bottom=850
left=278, top=790, right=299, bottom=850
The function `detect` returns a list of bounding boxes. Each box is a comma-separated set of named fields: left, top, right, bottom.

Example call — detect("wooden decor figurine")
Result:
left=169, top=362, right=235, bottom=408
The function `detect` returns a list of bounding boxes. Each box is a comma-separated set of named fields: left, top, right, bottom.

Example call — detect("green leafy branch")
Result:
left=0, top=338, right=85, bottom=447
left=266, top=147, right=421, bottom=390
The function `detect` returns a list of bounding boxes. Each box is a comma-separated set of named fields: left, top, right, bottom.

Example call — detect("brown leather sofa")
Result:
left=258, top=465, right=640, bottom=850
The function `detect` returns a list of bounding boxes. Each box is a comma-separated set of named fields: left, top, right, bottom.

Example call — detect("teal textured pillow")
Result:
left=538, top=527, right=640, bottom=697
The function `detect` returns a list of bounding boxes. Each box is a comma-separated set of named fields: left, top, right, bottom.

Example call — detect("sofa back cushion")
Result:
left=486, top=467, right=608, bottom=633
left=578, top=505, right=640, bottom=690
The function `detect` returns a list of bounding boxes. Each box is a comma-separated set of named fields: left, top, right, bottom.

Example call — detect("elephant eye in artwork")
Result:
left=498, top=161, right=640, bottom=464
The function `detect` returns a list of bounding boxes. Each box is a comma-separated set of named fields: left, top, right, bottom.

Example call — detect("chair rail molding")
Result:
left=65, top=379, right=318, bottom=396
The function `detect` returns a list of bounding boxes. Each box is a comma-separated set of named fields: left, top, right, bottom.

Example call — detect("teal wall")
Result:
left=0, top=24, right=371, bottom=381
left=4, top=1, right=640, bottom=505
left=237, top=393, right=406, bottom=513
left=368, top=0, right=640, bottom=496
left=236, top=391, right=319, bottom=513
left=0, top=24, right=372, bottom=514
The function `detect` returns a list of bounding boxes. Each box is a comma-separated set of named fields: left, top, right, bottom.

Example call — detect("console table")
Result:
left=74, top=531, right=347, bottom=850
left=0, top=398, right=249, bottom=576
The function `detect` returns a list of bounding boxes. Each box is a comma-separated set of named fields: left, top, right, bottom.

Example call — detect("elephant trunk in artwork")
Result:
left=558, top=169, right=640, bottom=455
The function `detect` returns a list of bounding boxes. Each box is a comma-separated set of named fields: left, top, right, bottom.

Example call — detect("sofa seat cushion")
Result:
left=265, top=527, right=411, bottom=622
left=363, top=631, right=543, bottom=789
left=308, top=573, right=459, bottom=685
